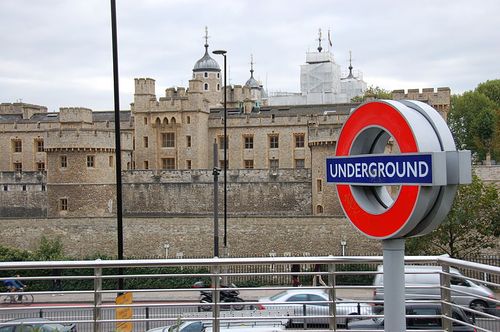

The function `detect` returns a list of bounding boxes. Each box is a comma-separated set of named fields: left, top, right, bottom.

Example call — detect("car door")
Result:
left=406, top=307, right=440, bottom=330
left=307, top=294, right=329, bottom=324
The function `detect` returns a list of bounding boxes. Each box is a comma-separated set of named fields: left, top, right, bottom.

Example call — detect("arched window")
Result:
left=217, top=73, right=220, bottom=79
left=186, top=116, right=191, bottom=124
left=163, top=117, right=169, bottom=125
left=171, top=117, right=176, bottom=124
left=204, top=83, right=209, bottom=91
left=316, top=205, right=324, bottom=214
left=217, top=83, right=220, bottom=91
left=204, top=72, right=208, bottom=78
left=155, top=117, right=161, bottom=126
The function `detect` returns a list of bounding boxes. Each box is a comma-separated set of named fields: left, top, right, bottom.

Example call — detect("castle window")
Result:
left=217, top=73, right=220, bottom=79
left=3, top=185, right=7, bottom=191
left=162, top=133, right=175, bottom=148
left=244, top=135, right=254, bottom=149
left=295, top=158, right=305, bottom=169
left=87, top=155, right=95, bottom=168
left=41, top=184, right=45, bottom=191
left=60, top=156, right=67, bottom=168
left=171, top=117, right=176, bottom=124
left=35, top=139, right=44, bottom=152
left=22, top=185, right=26, bottom=191
left=109, top=156, right=114, bottom=168
left=13, top=162, right=22, bottom=172
left=186, top=160, right=192, bottom=169
left=219, top=160, right=228, bottom=169
left=143, top=136, right=149, bottom=148
left=317, top=179, right=323, bottom=192
left=269, top=134, right=279, bottom=149
left=36, top=162, right=45, bottom=172
left=294, top=133, right=305, bottom=148
left=204, top=72, right=208, bottom=78
left=316, top=205, right=324, bottom=214
left=244, top=160, right=254, bottom=169
left=186, top=116, right=191, bottom=124
left=270, top=159, right=279, bottom=169
left=186, top=135, right=192, bottom=148
left=60, top=198, right=68, bottom=211
left=218, top=135, right=228, bottom=150
left=144, top=117, right=148, bottom=125
left=12, top=139, right=22, bottom=153
left=144, top=160, right=149, bottom=170
left=162, top=158, right=175, bottom=170
left=217, top=83, right=220, bottom=91
left=204, top=83, right=209, bottom=91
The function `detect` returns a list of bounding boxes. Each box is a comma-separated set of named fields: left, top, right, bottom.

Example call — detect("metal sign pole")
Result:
left=383, top=239, right=406, bottom=332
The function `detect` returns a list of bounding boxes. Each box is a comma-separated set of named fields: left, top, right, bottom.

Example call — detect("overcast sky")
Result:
left=1, top=0, right=499, bottom=112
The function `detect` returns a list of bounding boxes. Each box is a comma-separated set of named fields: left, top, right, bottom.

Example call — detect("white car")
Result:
left=257, top=289, right=373, bottom=327
left=146, top=321, right=285, bottom=332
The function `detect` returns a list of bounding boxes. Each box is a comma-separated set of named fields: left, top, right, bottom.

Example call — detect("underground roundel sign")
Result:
left=327, top=100, right=471, bottom=240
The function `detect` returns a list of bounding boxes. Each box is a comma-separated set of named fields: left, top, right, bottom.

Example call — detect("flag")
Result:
left=328, top=30, right=333, bottom=47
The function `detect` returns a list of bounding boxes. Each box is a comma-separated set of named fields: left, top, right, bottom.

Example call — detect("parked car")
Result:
left=347, top=302, right=475, bottom=331
left=257, top=289, right=373, bottom=327
left=373, top=265, right=497, bottom=312
left=146, top=320, right=285, bottom=332
left=0, top=318, right=77, bottom=332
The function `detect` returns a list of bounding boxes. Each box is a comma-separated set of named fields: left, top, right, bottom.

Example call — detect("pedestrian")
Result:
left=291, top=264, right=301, bottom=287
left=312, top=264, right=327, bottom=287
left=51, top=269, right=63, bottom=296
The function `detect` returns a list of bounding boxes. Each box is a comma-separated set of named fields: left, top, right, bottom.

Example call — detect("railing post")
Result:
left=440, top=263, right=452, bottom=332
left=94, top=263, right=103, bottom=332
left=328, top=260, right=337, bottom=331
left=213, top=264, right=220, bottom=332
left=145, top=307, right=150, bottom=331
left=302, top=303, right=308, bottom=330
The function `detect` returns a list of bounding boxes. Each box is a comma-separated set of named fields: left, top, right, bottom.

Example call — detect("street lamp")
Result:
left=163, top=242, right=170, bottom=259
left=340, top=238, right=347, bottom=256
left=212, top=49, right=228, bottom=256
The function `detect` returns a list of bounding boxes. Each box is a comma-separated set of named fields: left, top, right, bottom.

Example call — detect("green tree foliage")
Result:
left=34, top=236, right=65, bottom=261
left=351, top=85, right=392, bottom=102
left=449, top=81, right=500, bottom=162
left=406, top=175, right=499, bottom=258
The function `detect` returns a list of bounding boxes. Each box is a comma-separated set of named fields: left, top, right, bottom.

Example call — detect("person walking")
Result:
left=291, top=264, right=301, bottom=287
left=312, top=264, right=327, bottom=287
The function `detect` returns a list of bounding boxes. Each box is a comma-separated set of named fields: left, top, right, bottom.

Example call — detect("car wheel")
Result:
left=470, top=300, right=488, bottom=313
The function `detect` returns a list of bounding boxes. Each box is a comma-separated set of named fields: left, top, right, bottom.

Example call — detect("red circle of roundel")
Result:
left=336, top=102, right=420, bottom=238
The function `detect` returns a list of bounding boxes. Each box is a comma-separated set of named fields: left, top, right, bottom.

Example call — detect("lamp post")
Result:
left=163, top=242, right=170, bottom=259
left=212, top=49, right=227, bottom=256
left=340, top=238, right=347, bottom=256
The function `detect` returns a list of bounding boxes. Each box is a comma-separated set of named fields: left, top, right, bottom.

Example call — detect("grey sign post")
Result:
left=326, top=100, right=471, bottom=331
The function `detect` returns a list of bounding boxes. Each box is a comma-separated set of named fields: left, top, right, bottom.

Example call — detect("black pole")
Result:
left=223, top=54, right=227, bottom=250
left=110, top=0, right=124, bottom=290
left=213, top=141, right=220, bottom=257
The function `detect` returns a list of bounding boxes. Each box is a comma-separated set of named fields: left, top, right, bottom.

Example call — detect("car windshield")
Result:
left=269, top=291, right=287, bottom=301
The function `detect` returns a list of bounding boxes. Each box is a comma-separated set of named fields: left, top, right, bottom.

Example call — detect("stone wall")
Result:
left=0, top=217, right=381, bottom=258
left=0, top=172, right=46, bottom=218
left=122, top=169, right=312, bottom=216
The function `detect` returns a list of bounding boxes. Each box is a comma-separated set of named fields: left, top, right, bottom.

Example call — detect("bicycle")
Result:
left=1, top=289, right=34, bottom=304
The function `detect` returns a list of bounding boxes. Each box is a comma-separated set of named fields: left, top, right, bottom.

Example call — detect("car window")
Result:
left=269, top=291, right=287, bottom=301
left=407, top=307, right=440, bottom=328
left=308, top=294, right=328, bottom=306
left=182, top=322, right=204, bottom=332
left=287, top=294, right=308, bottom=302
left=0, top=327, right=12, bottom=332
left=14, top=326, right=35, bottom=332
left=451, top=276, right=469, bottom=286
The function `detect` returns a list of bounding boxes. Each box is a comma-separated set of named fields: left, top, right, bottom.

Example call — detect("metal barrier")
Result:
left=0, top=255, right=498, bottom=331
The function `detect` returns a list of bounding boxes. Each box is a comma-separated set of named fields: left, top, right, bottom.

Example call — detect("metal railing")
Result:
left=0, top=255, right=498, bottom=331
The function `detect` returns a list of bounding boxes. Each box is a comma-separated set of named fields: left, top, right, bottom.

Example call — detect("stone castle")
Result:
left=0, top=31, right=455, bottom=222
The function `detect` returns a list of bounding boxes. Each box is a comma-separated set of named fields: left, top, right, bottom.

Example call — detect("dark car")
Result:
left=0, top=318, right=77, bottom=332
left=348, top=303, right=475, bottom=331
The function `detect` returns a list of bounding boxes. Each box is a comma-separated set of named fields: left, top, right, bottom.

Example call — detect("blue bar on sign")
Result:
left=326, top=154, right=433, bottom=185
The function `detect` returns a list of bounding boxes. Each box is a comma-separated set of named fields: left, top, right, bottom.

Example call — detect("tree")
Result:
left=33, top=236, right=65, bottom=261
left=406, top=175, right=499, bottom=259
left=448, top=90, right=498, bottom=162
left=476, top=79, right=500, bottom=106
left=351, top=85, right=392, bottom=102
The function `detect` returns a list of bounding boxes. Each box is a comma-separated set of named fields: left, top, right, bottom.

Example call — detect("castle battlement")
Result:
left=392, top=87, right=451, bottom=100
left=59, top=107, right=93, bottom=123
left=45, top=129, right=133, bottom=151
left=134, top=78, right=156, bottom=95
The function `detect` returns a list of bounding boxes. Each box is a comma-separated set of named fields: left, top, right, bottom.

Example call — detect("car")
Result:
left=0, top=318, right=77, bottom=332
left=347, top=302, right=475, bottom=331
left=373, top=265, right=497, bottom=313
left=146, top=321, right=285, bottom=332
left=257, top=289, right=373, bottom=327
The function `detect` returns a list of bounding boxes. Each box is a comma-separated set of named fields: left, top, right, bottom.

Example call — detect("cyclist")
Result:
left=3, top=275, right=26, bottom=302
